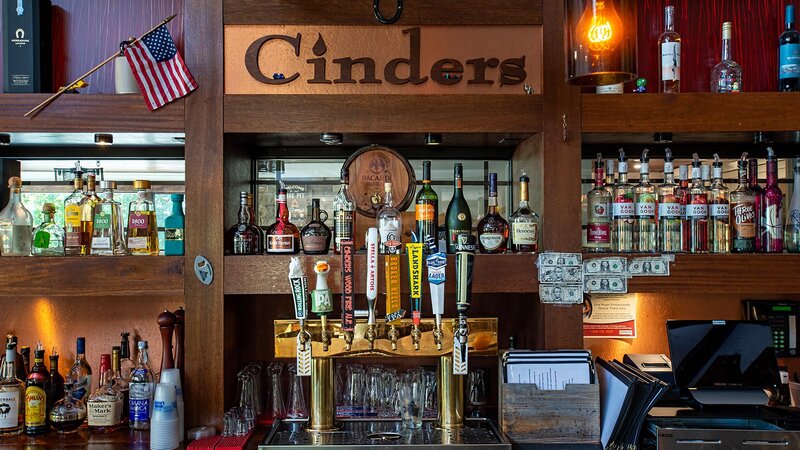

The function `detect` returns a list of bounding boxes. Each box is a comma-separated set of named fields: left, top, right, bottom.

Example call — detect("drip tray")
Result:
left=260, top=418, right=511, bottom=450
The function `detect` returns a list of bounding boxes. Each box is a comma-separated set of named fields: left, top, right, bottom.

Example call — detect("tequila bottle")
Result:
left=658, top=5, right=681, bottom=93
left=786, top=157, right=800, bottom=252
left=708, top=154, right=730, bottom=253
left=634, top=149, right=658, bottom=252
left=64, top=174, right=85, bottom=256
left=377, top=183, right=403, bottom=254
left=127, top=180, right=159, bottom=255
left=612, top=150, right=634, bottom=252
left=265, top=187, right=301, bottom=254
left=585, top=156, right=611, bottom=252
left=300, top=198, right=331, bottom=255
left=86, top=354, right=122, bottom=433
left=0, top=177, right=33, bottom=256
left=91, top=181, right=128, bottom=256
left=228, top=192, right=261, bottom=255
left=686, top=155, right=709, bottom=253
left=31, top=203, right=65, bottom=256
left=477, top=173, right=509, bottom=254
left=79, top=175, right=101, bottom=256
left=0, top=344, right=24, bottom=436
left=415, top=161, right=439, bottom=252
left=749, top=158, right=765, bottom=252
left=164, top=194, right=185, bottom=256
left=67, top=337, right=92, bottom=402
left=763, top=147, right=784, bottom=252
left=509, top=170, right=540, bottom=253
left=676, top=165, right=690, bottom=252
left=731, top=153, right=757, bottom=253
left=658, top=149, right=681, bottom=253
left=128, top=341, right=155, bottom=430
left=711, top=22, right=743, bottom=93
left=24, top=347, right=50, bottom=436
left=332, top=169, right=355, bottom=254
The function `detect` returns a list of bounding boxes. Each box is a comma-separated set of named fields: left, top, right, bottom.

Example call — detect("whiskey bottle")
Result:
left=164, top=194, right=185, bottom=256
left=634, top=149, right=658, bottom=252
left=585, top=157, right=611, bottom=253
left=415, top=161, right=439, bottom=252
left=477, top=173, right=509, bottom=254
left=24, top=347, right=50, bottom=436
left=129, top=341, right=155, bottom=430
left=110, top=348, right=129, bottom=425
left=762, top=148, right=784, bottom=253
left=333, top=169, right=355, bottom=254
left=67, top=337, right=92, bottom=402
left=31, top=203, right=65, bottom=256
left=658, top=150, right=682, bottom=253
left=0, top=344, right=24, bottom=436
left=0, top=177, right=33, bottom=256
left=247, top=193, right=264, bottom=253
left=229, top=192, right=261, bottom=255
left=91, top=181, right=127, bottom=256
left=6, top=336, right=26, bottom=380
left=79, top=175, right=101, bottom=256
left=612, top=150, right=635, bottom=252
left=509, top=170, right=540, bottom=253
left=87, top=354, right=122, bottom=433
left=445, top=163, right=472, bottom=254
left=48, top=352, right=64, bottom=413
left=686, top=155, right=709, bottom=253
left=730, top=154, right=757, bottom=253
left=265, top=187, right=301, bottom=254
left=64, top=174, right=85, bottom=256
left=300, top=198, right=331, bottom=255
left=127, top=180, right=159, bottom=255
left=708, top=154, right=730, bottom=253
left=377, top=182, right=403, bottom=254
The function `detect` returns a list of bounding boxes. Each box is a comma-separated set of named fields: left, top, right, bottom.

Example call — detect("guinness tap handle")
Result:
left=158, top=310, right=176, bottom=373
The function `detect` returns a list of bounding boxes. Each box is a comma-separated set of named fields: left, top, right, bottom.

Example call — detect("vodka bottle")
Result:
left=611, top=149, right=634, bottom=252
left=676, top=165, right=690, bottom=252
left=686, top=154, right=709, bottom=253
left=634, top=149, right=658, bottom=252
left=658, top=149, right=681, bottom=252
left=708, top=154, right=730, bottom=253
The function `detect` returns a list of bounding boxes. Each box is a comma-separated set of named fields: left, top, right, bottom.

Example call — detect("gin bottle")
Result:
left=0, top=344, right=24, bottom=436
left=128, top=341, right=155, bottom=430
left=332, top=169, right=355, bottom=254
left=763, top=147, right=784, bottom=252
left=686, top=155, right=709, bottom=253
left=127, top=180, right=159, bottom=255
left=786, top=157, right=800, bottom=252
left=585, top=155, right=611, bottom=253
left=377, top=182, right=403, bottom=254
left=31, top=203, right=65, bottom=256
left=658, top=149, right=681, bottom=253
left=731, top=153, right=757, bottom=253
left=711, top=22, right=743, bottom=93
left=63, top=174, right=85, bottom=256
left=634, top=149, right=658, bottom=252
left=0, top=177, right=33, bottom=256
left=91, top=181, right=127, bottom=256
left=676, top=165, right=690, bottom=252
left=611, top=149, right=634, bottom=252
left=658, top=5, right=681, bottom=93
left=708, top=154, right=730, bottom=253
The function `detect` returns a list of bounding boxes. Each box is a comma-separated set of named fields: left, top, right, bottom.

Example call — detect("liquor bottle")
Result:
left=64, top=173, right=85, bottom=256
left=48, top=382, right=86, bottom=434
left=48, top=352, right=64, bottom=414
left=19, top=347, right=30, bottom=375
left=445, top=163, right=472, bottom=253
left=332, top=169, right=355, bottom=254
left=91, top=181, right=128, bottom=256
left=701, top=164, right=712, bottom=191
left=377, top=183, right=403, bottom=254
left=686, top=155, right=709, bottom=253
left=676, top=165, right=690, bottom=252
left=634, top=149, right=658, bottom=252
left=68, top=337, right=92, bottom=402
left=110, top=347, right=129, bottom=425
left=24, top=347, right=50, bottom=435
left=127, top=180, right=159, bottom=255
left=129, top=341, right=155, bottom=430
left=31, top=203, right=65, bottom=256
left=246, top=193, right=264, bottom=253
left=585, top=155, right=611, bottom=253
left=0, top=177, right=33, bottom=256
left=164, top=194, right=185, bottom=256
left=509, top=169, right=540, bottom=253
left=79, top=174, right=101, bottom=256
left=708, top=154, right=730, bottom=253
left=477, top=173, right=509, bottom=254
left=658, top=5, right=681, bottom=93
left=229, top=192, right=261, bottom=255
left=612, top=150, right=634, bottom=252
left=119, top=332, right=135, bottom=379
left=786, top=157, right=800, bottom=252
left=300, top=198, right=331, bottom=255
left=731, top=153, right=757, bottom=253
left=779, top=4, right=800, bottom=92
left=0, top=344, right=24, bottom=436
left=87, top=354, right=122, bottom=433
left=658, top=149, right=681, bottom=253
left=265, top=187, right=301, bottom=254
left=604, top=158, right=616, bottom=196
left=415, top=161, right=439, bottom=252
left=6, top=336, right=26, bottom=380
left=711, top=22, right=743, bottom=93
left=749, top=158, right=765, bottom=252
left=763, top=147, right=784, bottom=253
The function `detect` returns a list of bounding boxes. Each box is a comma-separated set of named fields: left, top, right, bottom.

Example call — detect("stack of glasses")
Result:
left=223, top=362, right=264, bottom=435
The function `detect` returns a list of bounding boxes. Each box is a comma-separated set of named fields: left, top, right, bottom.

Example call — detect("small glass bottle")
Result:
left=87, top=354, right=122, bottom=433
left=119, top=332, right=135, bottom=380
left=415, top=160, right=439, bottom=253
left=333, top=169, right=356, bottom=254
left=127, top=180, right=159, bottom=255
left=265, top=187, right=301, bottom=254
left=612, top=149, right=635, bottom=252
left=763, top=147, right=784, bottom=253
left=91, top=181, right=128, bottom=256
left=64, top=173, right=85, bottom=256
left=676, top=165, right=690, bottom=252
left=48, top=382, right=86, bottom=434
left=228, top=192, right=261, bottom=255
left=128, top=341, right=155, bottom=430
left=0, top=176, right=33, bottom=256
left=731, top=153, right=757, bottom=253
left=477, top=173, right=509, bottom=254
left=786, top=157, right=800, bottom=252
left=31, top=203, right=65, bottom=256
left=749, top=158, right=765, bottom=252
left=585, top=156, right=611, bottom=253
left=79, top=174, right=101, bottom=256
left=509, top=170, right=540, bottom=253
left=708, top=154, right=730, bottom=253
left=48, top=351, right=65, bottom=414
left=25, top=347, right=50, bottom=436
left=67, top=337, right=92, bottom=402
left=110, top=347, right=129, bottom=425
left=658, top=149, right=681, bottom=253
left=0, top=343, right=24, bottom=436
left=686, top=155, right=709, bottom=253
left=377, top=183, right=403, bottom=254
left=164, top=194, right=185, bottom=256
left=301, top=198, right=331, bottom=255
left=634, top=149, right=658, bottom=253
left=711, top=22, right=743, bottom=93
left=658, top=5, right=681, bottom=93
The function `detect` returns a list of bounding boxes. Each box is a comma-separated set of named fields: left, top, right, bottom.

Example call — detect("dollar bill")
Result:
left=538, top=252, right=582, bottom=268
left=539, top=284, right=583, bottom=304
left=584, top=276, right=627, bottom=294
left=628, top=257, right=669, bottom=276
left=540, top=266, right=583, bottom=283
left=584, top=257, right=626, bottom=275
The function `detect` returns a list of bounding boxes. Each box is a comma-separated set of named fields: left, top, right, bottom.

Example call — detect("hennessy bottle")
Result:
left=477, top=173, right=509, bottom=254
left=509, top=170, right=539, bottom=253
left=228, top=192, right=261, bottom=255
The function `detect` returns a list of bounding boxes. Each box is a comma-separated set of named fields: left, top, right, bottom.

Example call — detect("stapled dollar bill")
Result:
left=583, top=257, right=627, bottom=275
left=584, top=276, right=627, bottom=294
left=538, top=252, right=583, bottom=304
left=538, top=252, right=582, bottom=269
left=628, top=257, right=670, bottom=276
left=539, top=284, right=583, bottom=304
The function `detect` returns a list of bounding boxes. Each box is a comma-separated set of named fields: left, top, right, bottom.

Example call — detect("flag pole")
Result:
left=24, top=14, right=178, bottom=118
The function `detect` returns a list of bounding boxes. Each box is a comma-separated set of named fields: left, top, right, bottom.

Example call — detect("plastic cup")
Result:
left=160, top=369, right=185, bottom=442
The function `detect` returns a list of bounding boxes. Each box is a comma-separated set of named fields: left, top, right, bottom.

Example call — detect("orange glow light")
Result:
left=576, top=0, right=624, bottom=53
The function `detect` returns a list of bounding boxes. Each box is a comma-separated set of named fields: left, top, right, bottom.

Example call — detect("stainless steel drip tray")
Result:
left=260, top=418, right=511, bottom=450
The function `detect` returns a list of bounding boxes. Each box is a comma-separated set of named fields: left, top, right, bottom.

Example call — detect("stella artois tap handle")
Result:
left=340, top=241, right=356, bottom=351
left=365, top=228, right=379, bottom=350
left=289, top=258, right=312, bottom=375
left=311, top=261, right=334, bottom=351
left=407, top=242, right=424, bottom=350
left=426, top=237, right=446, bottom=350
left=453, top=237, right=475, bottom=375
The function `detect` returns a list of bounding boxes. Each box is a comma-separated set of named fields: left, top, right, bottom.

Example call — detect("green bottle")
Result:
left=445, top=163, right=472, bottom=254
left=164, top=194, right=185, bottom=256
left=415, top=161, right=439, bottom=252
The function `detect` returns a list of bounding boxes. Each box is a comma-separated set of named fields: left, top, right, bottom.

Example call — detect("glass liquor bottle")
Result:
left=658, top=5, right=681, bottom=93
left=415, top=161, right=439, bottom=252
left=127, top=180, right=159, bottom=255
left=48, top=382, right=86, bottom=434
left=91, top=181, right=128, bottom=256
left=265, top=187, right=301, bottom=254
left=128, top=341, right=155, bottom=430
left=786, top=157, right=800, bottom=252
left=164, top=194, right=185, bottom=256
left=702, top=164, right=712, bottom=190
left=229, top=192, right=261, bottom=255
left=377, top=183, right=403, bottom=254
left=763, top=147, right=784, bottom=253
left=477, top=173, right=509, bottom=254
left=301, top=198, right=331, bottom=255
left=779, top=4, right=800, bottom=92
left=510, top=169, right=540, bottom=253
left=749, top=158, right=765, bottom=252
left=87, top=354, right=122, bottom=433
left=110, top=348, right=129, bottom=425
left=711, top=22, right=743, bottom=93
left=634, top=149, right=658, bottom=252
left=247, top=193, right=264, bottom=253
left=0, top=344, right=24, bottom=436
left=25, top=347, right=50, bottom=436
left=677, top=165, right=690, bottom=252
left=585, top=156, right=611, bottom=253
left=604, top=158, right=616, bottom=196
left=0, top=177, right=33, bottom=256
left=731, top=154, right=757, bottom=253
left=658, top=150, right=681, bottom=253
left=686, top=155, right=709, bottom=253
left=48, top=352, right=64, bottom=414
left=67, top=337, right=92, bottom=402
left=6, top=336, right=26, bottom=380
left=612, top=150, right=634, bottom=252
left=708, top=154, right=730, bottom=253
left=79, top=174, right=101, bottom=256
left=119, top=332, right=135, bottom=380
left=445, top=163, right=473, bottom=253
left=64, top=173, right=85, bottom=256
left=19, top=347, right=29, bottom=375
left=31, top=203, right=65, bottom=256
left=332, top=169, right=355, bottom=254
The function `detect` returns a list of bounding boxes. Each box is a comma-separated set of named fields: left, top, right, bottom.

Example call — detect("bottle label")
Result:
left=661, top=42, right=681, bottom=81
left=88, top=399, right=121, bottom=426
left=65, top=232, right=81, bottom=247
left=765, top=204, right=783, bottom=239
left=302, top=235, right=328, bottom=252
left=127, top=237, right=148, bottom=249
left=732, top=203, right=756, bottom=238
left=379, top=220, right=402, bottom=251
left=780, top=43, right=800, bottom=79
left=94, top=211, right=111, bottom=230
left=612, top=202, right=634, bottom=217
left=65, top=204, right=81, bottom=228
left=685, top=204, right=708, bottom=217
left=790, top=209, right=800, bottom=226
left=165, top=227, right=184, bottom=241
left=334, top=210, right=354, bottom=250
left=267, top=235, right=295, bottom=252
left=587, top=223, right=610, bottom=243
left=415, top=203, right=435, bottom=221
left=71, top=376, right=90, bottom=401
left=710, top=204, right=729, bottom=218
left=512, top=223, right=537, bottom=245
left=588, top=197, right=610, bottom=220
left=479, top=233, right=504, bottom=250
left=128, top=212, right=149, bottom=230
left=233, top=237, right=254, bottom=254
left=659, top=202, right=682, bottom=218
left=24, top=386, right=46, bottom=427
left=635, top=200, right=656, bottom=217
left=92, top=236, right=111, bottom=249
left=0, top=392, right=20, bottom=428
left=449, top=229, right=471, bottom=245
left=129, top=381, right=153, bottom=422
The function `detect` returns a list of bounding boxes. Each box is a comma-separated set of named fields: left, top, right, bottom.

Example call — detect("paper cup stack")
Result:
left=150, top=383, right=180, bottom=450
left=160, top=368, right=185, bottom=442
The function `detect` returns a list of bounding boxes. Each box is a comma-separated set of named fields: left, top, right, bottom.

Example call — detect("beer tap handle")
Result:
left=311, top=261, right=333, bottom=352
left=340, top=241, right=356, bottom=351
left=453, top=248, right=474, bottom=375
left=366, top=228, right=379, bottom=350
left=426, top=245, right=446, bottom=351
left=289, top=257, right=312, bottom=375
left=407, top=242, right=424, bottom=350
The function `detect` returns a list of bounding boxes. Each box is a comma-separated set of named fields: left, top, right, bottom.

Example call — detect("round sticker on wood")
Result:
left=194, top=255, right=214, bottom=285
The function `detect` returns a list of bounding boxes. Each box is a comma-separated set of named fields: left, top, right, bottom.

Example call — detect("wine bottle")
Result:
left=476, top=173, right=509, bottom=254
left=785, top=157, right=800, bottom=252
left=779, top=4, right=800, bottom=92
left=415, top=161, right=438, bottom=251
left=658, top=5, right=681, bottom=93
left=445, top=163, right=472, bottom=254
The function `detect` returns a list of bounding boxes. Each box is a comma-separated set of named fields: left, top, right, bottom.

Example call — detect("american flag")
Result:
left=124, top=25, right=197, bottom=111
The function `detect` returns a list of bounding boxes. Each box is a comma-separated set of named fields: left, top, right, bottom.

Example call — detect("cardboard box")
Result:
left=3, top=0, right=51, bottom=93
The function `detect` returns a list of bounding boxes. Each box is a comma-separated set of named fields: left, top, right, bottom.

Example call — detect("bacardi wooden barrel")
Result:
left=343, top=144, right=416, bottom=218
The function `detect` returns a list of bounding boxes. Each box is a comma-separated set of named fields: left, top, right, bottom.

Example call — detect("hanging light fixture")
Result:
left=566, top=0, right=637, bottom=86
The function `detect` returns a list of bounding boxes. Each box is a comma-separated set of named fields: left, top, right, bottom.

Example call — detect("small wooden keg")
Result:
left=342, top=144, right=416, bottom=218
